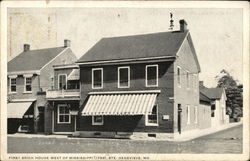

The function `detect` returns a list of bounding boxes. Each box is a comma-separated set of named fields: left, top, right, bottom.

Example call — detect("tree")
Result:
left=215, top=70, right=243, bottom=120
left=215, top=69, right=237, bottom=88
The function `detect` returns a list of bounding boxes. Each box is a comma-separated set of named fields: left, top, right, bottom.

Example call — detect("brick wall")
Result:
left=78, top=61, right=175, bottom=133
left=7, top=75, right=40, bottom=100
left=40, top=48, right=77, bottom=91
left=173, top=36, right=200, bottom=132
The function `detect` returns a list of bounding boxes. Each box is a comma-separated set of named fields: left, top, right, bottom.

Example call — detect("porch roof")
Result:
left=81, top=90, right=160, bottom=116
left=68, top=69, right=80, bottom=80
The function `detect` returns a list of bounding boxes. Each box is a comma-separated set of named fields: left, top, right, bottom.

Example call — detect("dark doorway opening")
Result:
left=177, top=104, right=182, bottom=134
left=37, top=106, right=45, bottom=133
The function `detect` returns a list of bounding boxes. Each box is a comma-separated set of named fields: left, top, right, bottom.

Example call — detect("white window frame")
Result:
left=186, top=70, right=190, bottom=90
left=194, top=106, right=198, bottom=124
left=9, top=77, right=17, bottom=93
left=145, top=64, right=158, bottom=87
left=145, top=105, right=158, bottom=126
left=58, top=74, right=67, bottom=90
left=187, top=105, right=190, bottom=124
left=24, top=76, right=32, bottom=93
left=118, top=66, right=130, bottom=88
left=92, top=115, right=104, bottom=125
left=57, top=104, right=71, bottom=124
left=177, top=66, right=181, bottom=88
left=92, top=68, right=103, bottom=89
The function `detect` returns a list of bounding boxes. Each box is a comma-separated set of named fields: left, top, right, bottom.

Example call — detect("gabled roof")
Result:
left=8, top=47, right=67, bottom=72
left=199, top=92, right=211, bottom=104
left=76, top=30, right=189, bottom=64
left=200, top=87, right=224, bottom=100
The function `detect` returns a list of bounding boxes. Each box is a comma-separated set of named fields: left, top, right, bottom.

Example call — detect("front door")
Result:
left=37, top=106, right=45, bottom=132
left=177, top=104, right=182, bottom=134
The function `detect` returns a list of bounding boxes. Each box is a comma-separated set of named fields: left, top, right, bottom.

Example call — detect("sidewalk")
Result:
left=8, top=122, right=242, bottom=141
left=173, top=121, right=243, bottom=142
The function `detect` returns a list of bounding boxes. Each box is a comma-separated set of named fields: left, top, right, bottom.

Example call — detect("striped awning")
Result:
left=68, top=69, right=80, bottom=80
left=81, top=90, right=159, bottom=116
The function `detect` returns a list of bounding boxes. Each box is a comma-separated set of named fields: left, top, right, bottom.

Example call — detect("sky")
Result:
left=7, top=8, right=243, bottom=87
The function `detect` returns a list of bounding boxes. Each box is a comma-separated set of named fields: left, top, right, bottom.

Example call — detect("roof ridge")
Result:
left=24, top=46, right=65, bottom=53
left=102, top=30, right=188, bottom=39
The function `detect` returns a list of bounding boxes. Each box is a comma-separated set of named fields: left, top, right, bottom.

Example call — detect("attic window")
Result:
left=146, top=65, right=158, bottom=87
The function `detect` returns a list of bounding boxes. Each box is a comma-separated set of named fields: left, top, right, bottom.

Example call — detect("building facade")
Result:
left=74, top=19, right=205, bottom=139
left=45, top=64, right=80, bottom=134
left=7, top=40, right=77, bottom=133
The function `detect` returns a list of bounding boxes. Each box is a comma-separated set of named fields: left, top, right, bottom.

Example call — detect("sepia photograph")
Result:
left=1, top=1, right=249, bottom=161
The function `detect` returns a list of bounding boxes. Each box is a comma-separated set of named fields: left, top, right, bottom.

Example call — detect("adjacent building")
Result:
left=75, top=19, right=203, bottom=139
left=7, top=40, right=77, bottom=134
left=45, top=63, right=80, bottom=134
left=199, top=81, right=229, bottom=128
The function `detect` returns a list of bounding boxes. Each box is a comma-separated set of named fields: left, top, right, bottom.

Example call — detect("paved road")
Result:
left=8, top=125, right=242, bottom=153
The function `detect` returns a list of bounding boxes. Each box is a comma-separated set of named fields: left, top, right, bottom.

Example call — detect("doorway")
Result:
left=177, top=104, right=182, bottom=134
left=37, top=106, right=45, bottom=133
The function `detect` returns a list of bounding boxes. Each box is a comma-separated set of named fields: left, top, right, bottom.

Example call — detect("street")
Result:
left=8, top=125, right=242, bottom=154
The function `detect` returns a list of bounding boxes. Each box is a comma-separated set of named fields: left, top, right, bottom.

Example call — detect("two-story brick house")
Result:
left=75, top=19, right=202, bottom=139
left=7, top=40, right=77, bottom=134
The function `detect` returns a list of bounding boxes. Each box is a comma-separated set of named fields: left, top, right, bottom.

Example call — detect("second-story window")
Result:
left=10, top=78, right=17, bottom=92
left=58, top=74, right=67, bottom=90
left=92, top=68, right=103, bottom=89
left=146, top=65, right=158, bottom=87
left=24, top=77, right=32, bottom=92
left=118, top=66, right=130, bottom=88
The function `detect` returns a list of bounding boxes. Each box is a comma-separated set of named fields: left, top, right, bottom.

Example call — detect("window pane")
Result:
left=119, top=68, right=129, bottom=87
left=94, top=116, right=103, bottom=123
left=147, top=66, right=157, bottom=86
left=11, top=79, right=16, bottom=84
left=65, top=107, right=70, bottom=114
left=93, top=70, right=102, bottom=87
left=59, top=75, right=67, bottom=90
left=59, top=115, right=64, bottom=122
left=148, top=115, right=157, bottom=123
left=26, top=85, right=32, bottom=91
left=26, top=78, right=32, bottom=84
left=11, top=85, right=16, bottom=92
left=64, top=115, right=69, bottom=122
left=59, top=106, right=65, bottom=114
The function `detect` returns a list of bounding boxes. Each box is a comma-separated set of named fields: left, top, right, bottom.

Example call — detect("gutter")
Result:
left=76, top=55, right=176, bottom=66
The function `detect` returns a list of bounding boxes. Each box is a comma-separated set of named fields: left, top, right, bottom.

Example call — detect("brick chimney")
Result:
left=23, top=44, right=30, bottom=52
left=64, top=39, right=71, bottom=47
left=179, top=19, right=188, bottom=32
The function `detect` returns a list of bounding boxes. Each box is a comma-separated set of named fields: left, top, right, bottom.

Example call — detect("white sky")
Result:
left=7, top=8, right=243, bottom=87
